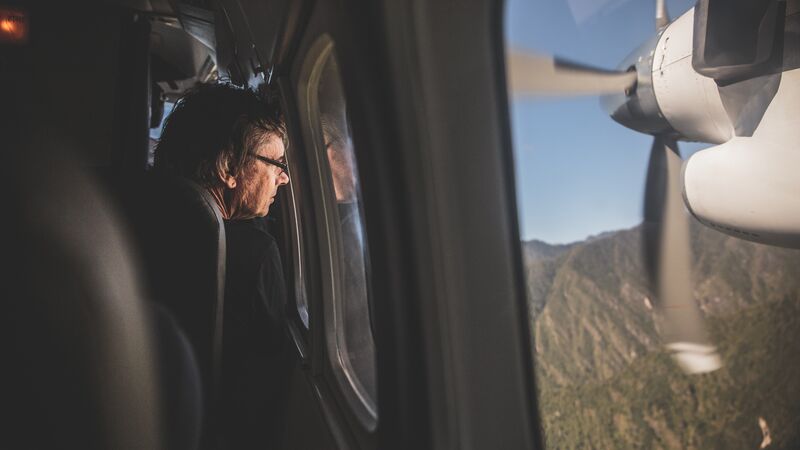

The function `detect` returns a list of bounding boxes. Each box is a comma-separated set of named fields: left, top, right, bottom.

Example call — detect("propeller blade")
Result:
left=643, top=136, right=721, bottom=374
left=655, top=0, right=670, bottom=30
left=506, top=48, right=637, bottom=96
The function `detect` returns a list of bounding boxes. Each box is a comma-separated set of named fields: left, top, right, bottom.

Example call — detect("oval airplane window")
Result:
left=505, top=0, right=800, bottom=448
left=300, top=35, right=377, bottom=426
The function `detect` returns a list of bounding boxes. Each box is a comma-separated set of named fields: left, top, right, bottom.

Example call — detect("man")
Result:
left=155, top=84, right=289, bottom=221
left=154, top=83, right=291, bottom=449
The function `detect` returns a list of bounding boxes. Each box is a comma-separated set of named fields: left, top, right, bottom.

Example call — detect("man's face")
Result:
left=230, top=133, right=289, bottom=219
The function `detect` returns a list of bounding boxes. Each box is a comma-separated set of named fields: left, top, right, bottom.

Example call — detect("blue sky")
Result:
left=505, top=0, right=706, bottom=243
left=150, top=102, right=175, bottom=140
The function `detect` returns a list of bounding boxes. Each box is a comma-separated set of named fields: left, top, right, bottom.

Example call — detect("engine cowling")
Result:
left=683, top=68, right=800, bottom=248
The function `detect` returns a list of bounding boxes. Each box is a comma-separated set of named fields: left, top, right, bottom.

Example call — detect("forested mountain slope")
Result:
left=523, top=223, right=800, bottom=449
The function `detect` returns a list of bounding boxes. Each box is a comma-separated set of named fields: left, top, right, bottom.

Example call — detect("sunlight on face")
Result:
left=230, top=134, right=289, bottom=219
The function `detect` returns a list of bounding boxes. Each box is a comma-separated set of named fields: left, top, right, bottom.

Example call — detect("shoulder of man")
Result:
left=224, top=219, right=279, bottom=260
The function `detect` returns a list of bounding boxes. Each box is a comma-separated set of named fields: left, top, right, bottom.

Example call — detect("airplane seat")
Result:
left=2, top=153, right=162, bottom=450
left=102, top=170, right=226, bottom=447
left=151, top=303, right=204, bottom=450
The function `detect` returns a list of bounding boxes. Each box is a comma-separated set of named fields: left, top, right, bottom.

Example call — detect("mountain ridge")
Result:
left=524, top=222, right=800, bottom=449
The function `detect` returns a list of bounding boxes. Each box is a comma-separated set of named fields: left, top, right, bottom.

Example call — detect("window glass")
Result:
left=505, top=1, right=800, bottom=448
left=287, top=152, right=310, bottom=329
left=148, top=101, right=174, bottom=167
left=311, top=42, right=377, bottom=423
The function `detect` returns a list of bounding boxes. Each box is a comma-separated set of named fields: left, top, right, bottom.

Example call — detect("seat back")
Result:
left=151, top=304, right=204, bottom=450
left=3, top=154, right=161, bottom=450
left=109, top=172, right=226, bottom=442
left=143, top=175, right=226, bottom=400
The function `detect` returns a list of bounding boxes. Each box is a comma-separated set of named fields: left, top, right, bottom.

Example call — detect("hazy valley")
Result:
left=523, top=222, right=800, bottom=449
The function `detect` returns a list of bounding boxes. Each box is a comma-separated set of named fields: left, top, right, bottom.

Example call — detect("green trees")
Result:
left=525, top=224, right=800, bottom=449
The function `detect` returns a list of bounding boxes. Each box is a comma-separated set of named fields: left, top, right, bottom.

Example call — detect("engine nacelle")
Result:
left=604, top=4, right=800, bottom=249
left=650, top=8, right=733, bottom=144
left=683, top=139, right=800, bottom=248
left=683, top=63, right=800, bottom=248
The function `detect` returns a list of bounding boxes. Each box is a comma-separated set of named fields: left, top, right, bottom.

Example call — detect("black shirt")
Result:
left=220, top=219, right=290, bottom=449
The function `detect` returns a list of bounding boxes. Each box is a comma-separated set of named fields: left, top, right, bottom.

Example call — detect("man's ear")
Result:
left=216, top=155, right=237, bottom=188
left=221, top=173, right=237, bottom=189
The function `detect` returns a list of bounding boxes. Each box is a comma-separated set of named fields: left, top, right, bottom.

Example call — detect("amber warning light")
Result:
left=0, top=8, right=28, bottom=44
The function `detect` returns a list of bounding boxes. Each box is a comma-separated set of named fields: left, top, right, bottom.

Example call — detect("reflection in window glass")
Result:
left=506, top=0, right=800, bottom=448
left=148, top=101, right=174, bottom=167
left=315, top=48, right=377, bottom=419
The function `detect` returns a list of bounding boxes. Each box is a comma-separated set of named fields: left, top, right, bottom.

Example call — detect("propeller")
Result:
left=643, top=0, right=721, bottom=374
left=642, top=137, right=721, bottom=374
left=508, top=0, right=722, bottom=375
left=508, top=0, right=669, bottom=96
left=506, top=49, right=637, bottom=96
left=655, top=0, right=670, bottom=30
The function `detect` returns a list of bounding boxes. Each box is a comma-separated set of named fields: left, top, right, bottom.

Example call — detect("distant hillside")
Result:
left=522, top=239, right=573, bottom=263
left=524, top=222, right=800, bottom=449
left=521, top=239, right=574, bottom=317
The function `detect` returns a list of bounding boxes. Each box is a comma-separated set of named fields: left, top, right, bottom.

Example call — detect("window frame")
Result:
left=278, top=85, right=314, bottom=355
left=297, top=32, right=378, bottom=430
left=280, top=8, right=380, bottom=445
left=274, top=0, right=538, bottom=447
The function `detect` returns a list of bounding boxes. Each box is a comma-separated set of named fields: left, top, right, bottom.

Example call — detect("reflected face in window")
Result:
left=326, top=139, right=357, bottom=203
left=322, top=117, right=357, bottom=203
left=231, top=133, right=289, bottom=218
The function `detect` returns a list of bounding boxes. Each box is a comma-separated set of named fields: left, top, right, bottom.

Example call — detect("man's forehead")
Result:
left=256, top=134, right=285, bottom=158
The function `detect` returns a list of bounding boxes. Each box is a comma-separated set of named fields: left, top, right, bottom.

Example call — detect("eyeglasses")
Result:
left=252, top=154, right=289, bottom=177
